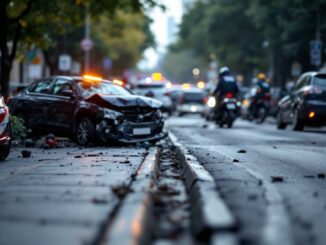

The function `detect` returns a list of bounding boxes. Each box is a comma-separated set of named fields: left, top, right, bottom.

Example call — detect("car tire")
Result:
left=292, top=108, right=304, bottom=131
left=276, top=112, right=287, bottom=130
left=76, top=118, right=96, bottom=145
left=0, top=144, right=11, bottom=161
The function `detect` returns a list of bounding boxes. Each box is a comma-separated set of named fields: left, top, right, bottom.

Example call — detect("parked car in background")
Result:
left=177, top=88, right=207, bottom=116
left=0, top=96, right=11, bottom=160
left=9, top=83, right=27, bottom=97
left=277, top=72, right=326, bottom=131
left=132, top=82, right=173, bottom=115
left=9, top=75, right=167, bottom=145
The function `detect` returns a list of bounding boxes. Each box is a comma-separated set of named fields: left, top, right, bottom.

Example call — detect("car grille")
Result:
left=124, top=111, right=158, bottom=123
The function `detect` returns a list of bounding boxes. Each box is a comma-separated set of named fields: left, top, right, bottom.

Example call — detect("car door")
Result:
left=21, top=78, right=55, bottom=128
left=283, top=75, right=309, bottom=122
left=45, top=78, right=77, bottom=130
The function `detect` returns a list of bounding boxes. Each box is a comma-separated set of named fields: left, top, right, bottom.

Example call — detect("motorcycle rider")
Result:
left=250, top=73, right=271, bottom=117
left=212, top=66, right=239, bottom=119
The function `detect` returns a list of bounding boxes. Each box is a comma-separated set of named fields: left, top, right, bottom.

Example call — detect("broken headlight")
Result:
left=102, top=108, right=123, bottom=119
left=156, top=109, right=163, bottom=119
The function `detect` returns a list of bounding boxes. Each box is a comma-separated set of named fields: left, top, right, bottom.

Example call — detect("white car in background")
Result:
left=132, top=82, right=173, bottom=115
left=177, top=88, right=207, bottom=116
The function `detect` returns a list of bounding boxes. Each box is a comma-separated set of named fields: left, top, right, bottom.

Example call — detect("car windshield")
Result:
left=183, top=92, right=204, bottom=103
left=314, top=75, right=326, bottom=88
left=134, top=84, right=167, bottom=97
left=78, top=80, right=132, bottom=97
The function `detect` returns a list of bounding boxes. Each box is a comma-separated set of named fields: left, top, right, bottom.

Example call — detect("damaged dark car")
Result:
left=9, top=75, right=167, bottom=145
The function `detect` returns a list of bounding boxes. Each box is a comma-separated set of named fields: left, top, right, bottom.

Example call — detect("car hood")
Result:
left=85, top=94, right=162, bottom=111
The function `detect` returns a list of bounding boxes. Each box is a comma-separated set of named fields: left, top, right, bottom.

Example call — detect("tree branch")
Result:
left=8, top=0, right=35, bottom=24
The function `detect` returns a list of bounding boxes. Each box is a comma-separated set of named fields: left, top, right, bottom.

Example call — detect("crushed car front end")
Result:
left=96, top=106, right=167, bottom=143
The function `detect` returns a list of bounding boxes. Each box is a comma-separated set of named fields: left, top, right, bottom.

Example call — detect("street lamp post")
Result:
left=84, top=12, right=90, bottom=72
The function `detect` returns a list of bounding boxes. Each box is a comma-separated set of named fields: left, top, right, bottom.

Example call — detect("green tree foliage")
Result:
left=162, top=49, right=203, bottom=82
left=92, top=10, right=155, bottom=76
left=166, top=0, right=326, bottom=86
left=0, top=0, right=161, bottom=98
left=248, top=0, right=326, bottom=83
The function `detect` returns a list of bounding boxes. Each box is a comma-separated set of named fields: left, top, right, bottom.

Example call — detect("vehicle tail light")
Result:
left=226, top=92, right=234, bottom=98
left=203, top=97, right=208, bottom=104
left=179, top=96, right=184, bottom=104
left=304, top=86, right=322, bottom=95
left=264, top=93, right=271, bottom=100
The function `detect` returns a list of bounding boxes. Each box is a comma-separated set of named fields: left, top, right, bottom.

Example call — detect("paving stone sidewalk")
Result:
left=0, top=146, right=147, bottom=245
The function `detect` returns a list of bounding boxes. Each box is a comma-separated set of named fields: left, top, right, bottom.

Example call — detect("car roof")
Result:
left=182, top=88, right=204, bottom=93
left=301, top=71, right=326, bottom=77
left=46, top=76, right=113, bottom=84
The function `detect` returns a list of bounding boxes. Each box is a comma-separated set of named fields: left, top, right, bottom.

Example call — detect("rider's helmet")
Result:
left=219, top=66, right=230, bottom=76
left=257, top=73, right=266, bottom=81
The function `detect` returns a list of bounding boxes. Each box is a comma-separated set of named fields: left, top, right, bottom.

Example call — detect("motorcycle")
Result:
left=250, top=94, right=271, bottom=124
left=215, top=93, right=240, bottom=128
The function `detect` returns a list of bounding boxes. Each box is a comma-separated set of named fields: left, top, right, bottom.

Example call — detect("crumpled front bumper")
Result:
left=96, top=119, right=167, bottom=143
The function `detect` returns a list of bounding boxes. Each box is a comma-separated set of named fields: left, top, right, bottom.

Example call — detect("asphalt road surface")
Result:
left=167, top=115, right=326, bottom=245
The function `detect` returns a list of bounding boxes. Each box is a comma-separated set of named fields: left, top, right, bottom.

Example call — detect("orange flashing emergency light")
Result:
left=112, top=79, right=124, bottom=87
left=83, top=75, right=103, bottom=82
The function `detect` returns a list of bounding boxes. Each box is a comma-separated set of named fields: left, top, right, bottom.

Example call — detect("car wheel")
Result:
left=276, top=111, right=287, bottom=130
left=292, top=108, right=304, bottom=131
left=0, top=144, right=11, bottom=161
left=76, top=118, right=95, bottom=145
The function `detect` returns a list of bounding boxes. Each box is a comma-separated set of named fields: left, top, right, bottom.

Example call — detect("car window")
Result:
left=293, top=75, right=310, bottom=91
left=28, top=79, right=53, bottom=94
left=314, top=75, right=326, bottom=88
left=53, top=79, right=74, bottom=96
left=183, top=92, right=204, bottom=103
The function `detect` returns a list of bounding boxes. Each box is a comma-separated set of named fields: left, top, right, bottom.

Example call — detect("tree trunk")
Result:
left=0, top=58, right=11, bottom=99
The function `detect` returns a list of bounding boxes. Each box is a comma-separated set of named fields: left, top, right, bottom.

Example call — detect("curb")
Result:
left=106, top=147, right=160, bottom=245
left=169, top=132, right=238, bottom=244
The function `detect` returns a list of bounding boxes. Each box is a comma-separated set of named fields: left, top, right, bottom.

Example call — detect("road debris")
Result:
left=120, top=159, right=131, bottom=164
left=24, top=139, right=35, bottom=147
left=21, top=150, right=31, bottom=158
left=92, top=198, right=109, bottom=204
left=271, top=176, right=284, bottom=182
left=152, top=146, right=190, bottom=243
left=304, top=175, right=315, bottom=179
left=111, top=184, right=133, bottom=199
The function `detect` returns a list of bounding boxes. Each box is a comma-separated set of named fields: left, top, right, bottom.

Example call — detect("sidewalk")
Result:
left=0, top=146, right=148, bottom=245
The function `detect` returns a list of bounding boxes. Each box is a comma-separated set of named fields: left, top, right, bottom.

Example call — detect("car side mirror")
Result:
left=61, top=89, right=74, bottom=98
